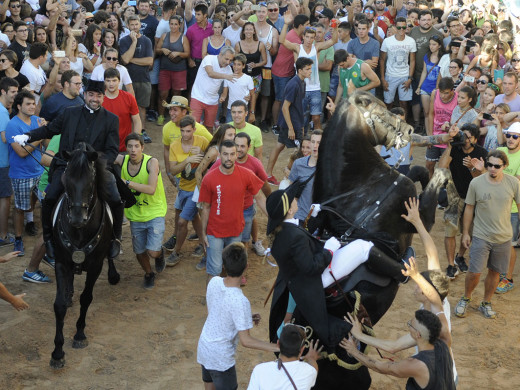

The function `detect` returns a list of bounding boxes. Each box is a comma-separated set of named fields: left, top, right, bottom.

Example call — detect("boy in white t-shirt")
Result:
left=220, top=53, right=255, bottom=123
left=197, top=242, right=279, bottom=390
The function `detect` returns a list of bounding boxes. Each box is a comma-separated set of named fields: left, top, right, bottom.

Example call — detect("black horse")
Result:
left=305, top=92, right=450, bottom=389
left=50, top=143, right=120, bottom=369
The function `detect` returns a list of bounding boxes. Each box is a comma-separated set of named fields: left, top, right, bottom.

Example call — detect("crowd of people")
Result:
left=0, top=0, right=519, bottom=388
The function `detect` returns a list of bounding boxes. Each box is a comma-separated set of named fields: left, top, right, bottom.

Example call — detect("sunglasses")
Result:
left=476, top=80, right=487, bottom=84
left=268, top=8, right=278, bottom=12
left=408, top=24, right=414, bottom=28
left=407, top=320, right=418, bottom=332
left=406, top=1, right=416, bottom=5
left=396, top=26, right=406, bottom=30
left=485, top=162, right=504, bottom=168
left=504, top=134, right=519, bottom=140
left=86, top=19, right=94, bottom=23
left=512, top=58, right=520, bottom=63
left=0, top=58, right=8, bottom=63
left=488, top=83, right=500, bottom=93
left=11, top=4, right=21, bottom=8
left=106, top=56, right=117, bottom=61
left=364, top=9, right=374, bottom=13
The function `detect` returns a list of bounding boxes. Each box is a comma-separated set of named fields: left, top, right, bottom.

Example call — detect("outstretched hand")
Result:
left=401, top=256, right=419, bottom=279
left=471, top=157, right=485, bottom=172
left=401, top=197, right=421, bottom=226
left=344, top=312, right=363, bottom=339
left=304, top=339, right=323, bottom=361
left=339, top=335, right=358, bottom=357
left=0, top=251, right=21, bottom=263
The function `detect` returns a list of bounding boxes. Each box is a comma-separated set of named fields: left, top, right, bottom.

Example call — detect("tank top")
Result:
left=476, top=56, right=492, bottom=75
left=406, top=340, right=455, bottom=390
left=257, top=25, right=274, bottom=68
left=160, top=32, right=187, bottom=72
left=297, top=44, right=320, bottom=92
left=432, top=90, right=458, bottom=149
left=239, top=41, right=262, bottom=77
left=421, top=54, right=440, bottom=94
left=121, top=154, right=168, bottom=222
left=207, top=36, right=225, bottom=55
left=339, top=59, right=370, bottom=98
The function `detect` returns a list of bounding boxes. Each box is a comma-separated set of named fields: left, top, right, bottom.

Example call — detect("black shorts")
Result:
left=277, top=126, right=303, bottom=148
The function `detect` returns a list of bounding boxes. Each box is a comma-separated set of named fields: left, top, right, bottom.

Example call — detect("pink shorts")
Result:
left=159, top=70, right=187, bottom=91
left=190, top=98, right=218, bottom=130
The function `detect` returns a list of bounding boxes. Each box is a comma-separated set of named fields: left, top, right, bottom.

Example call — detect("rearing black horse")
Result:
left=307, top=92, right=450, bottom=389
left=50, top=143, right=119, bottom=369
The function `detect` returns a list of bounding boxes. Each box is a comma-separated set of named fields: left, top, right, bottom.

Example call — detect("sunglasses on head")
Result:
left=488, top=83, right=500, bottom=93
left=505, top=133, right=520, bottom=140
left=485, top=162, right=504, bottom=169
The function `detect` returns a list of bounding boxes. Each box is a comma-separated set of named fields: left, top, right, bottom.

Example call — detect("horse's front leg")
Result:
left=72, top=259, right=103, bottom=349
left=50, top=261, right=71, bottom=369
left=107, top=257, right=120, bottom=285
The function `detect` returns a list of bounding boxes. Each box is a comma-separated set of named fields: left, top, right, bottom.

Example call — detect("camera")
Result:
left=450, top=130, right=467, bottom=146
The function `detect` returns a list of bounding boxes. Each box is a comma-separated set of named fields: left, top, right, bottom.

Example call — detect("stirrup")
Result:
left=108, top=238, right=122, bottom=260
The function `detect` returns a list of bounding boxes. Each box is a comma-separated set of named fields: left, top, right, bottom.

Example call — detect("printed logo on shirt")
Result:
left=216, top=184, right=221, bottom=215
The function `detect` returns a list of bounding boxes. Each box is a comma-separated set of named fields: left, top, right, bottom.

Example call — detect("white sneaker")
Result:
left=253, top=240, right=266, bottom=256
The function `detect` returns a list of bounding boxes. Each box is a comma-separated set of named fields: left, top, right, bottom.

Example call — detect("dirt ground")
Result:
left=1, top=120, right=519, bottom=390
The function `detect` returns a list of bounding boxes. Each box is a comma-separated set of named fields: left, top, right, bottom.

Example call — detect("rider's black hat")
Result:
left=85, top=80, right=105, bottom=94
left=266, top=181, right=302, bottom=235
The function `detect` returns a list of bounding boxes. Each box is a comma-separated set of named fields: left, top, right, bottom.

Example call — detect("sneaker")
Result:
left=478, top=301, right=496, bottom=319
left=25, top=221, right=38, bottom=236
left=496, top=278, right=514, bottom=294
left=272, top=125, right=280, bottom=135
left=144, top=272, right=155, bottom=289
left=455, top=296, right=471, bottom=317
left=14, top=239, right=24, bottom=256
left=41, top=255, right=55, bottom=269
left=454, top=255, right=468, bottom=273
left=141, top=130, right=152, bottom=144
left=162, top=235, right=177, bottom=251
left=22, top=269, right=51, bottom=283
left=165, top=251, right=181, bottom=267
left=446, top=265, right=459, bottom=279
left=0, top=235, right=15, bottom=247
left=155, top=250, right=166, bottom=273
left=401, top=246, right=416, bottom=266
left=187, top=233, right=199, bottom=241
left=260, top=120, right=269, bottom=133
left=252, top=240, right=266, bottom=256
left=146, top=110, right=157, bottom=122
left=195, top=256, right=206, bottom=271
left=193, top=244, right=204, bottom=257
left=267, top=175, right=280, bottom=185
left=157, top=115, right=165, bottom=126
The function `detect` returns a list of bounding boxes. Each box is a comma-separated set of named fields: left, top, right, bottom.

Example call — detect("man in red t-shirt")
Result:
left=199, top=140, right=264, bottom=281
left=210, top=132, right=271, bottom=256
left=103, top=68, right=142, bottom=151
left=271, top=14, right=309, bottom=132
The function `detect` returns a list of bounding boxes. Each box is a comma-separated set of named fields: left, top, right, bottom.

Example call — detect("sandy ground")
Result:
left=1, top=120, right=519, bottom=390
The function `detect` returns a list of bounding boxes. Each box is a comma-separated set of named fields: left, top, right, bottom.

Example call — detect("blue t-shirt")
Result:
left=421, top=54, right=441, bottom=94
left=40, top=92, right=84, bottom=121
left=0, top=102, right=9, bottom=168
left=289, top=156, right=316, bottom=221
left=6, top=115, right=44, bottom=179
left=277, top=75, right=305, bottom=133
left=347, top=37, right=380, bottom=61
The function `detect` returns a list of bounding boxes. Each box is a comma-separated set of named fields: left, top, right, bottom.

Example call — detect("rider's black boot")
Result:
left=366, top=246, right=409, bottom=284
left=108, top=201, right=124, bottom=259
left=42, top=199, right=55, bottom=260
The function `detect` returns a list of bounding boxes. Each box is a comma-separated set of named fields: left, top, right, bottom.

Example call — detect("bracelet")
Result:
left=250, top=111, right=255, bottom=114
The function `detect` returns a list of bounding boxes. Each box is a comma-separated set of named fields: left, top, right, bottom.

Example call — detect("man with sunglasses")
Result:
left=266, top=0, right=284, bottom=33
left=1, top=0, right=22, bottom=24
left=455, top=149, right=520, bottom=319
left=374, top=0, right=397, bottom=32
left=91, top=48, right=135, bottom=96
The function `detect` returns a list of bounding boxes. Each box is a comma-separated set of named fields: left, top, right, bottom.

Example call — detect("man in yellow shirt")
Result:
left=162, top=96, right=212, bottom=251
left=166, top=115, right=209, bottom=266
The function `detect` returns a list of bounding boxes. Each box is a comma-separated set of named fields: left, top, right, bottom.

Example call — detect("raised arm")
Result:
left=279, top=12, right=300, bottom=54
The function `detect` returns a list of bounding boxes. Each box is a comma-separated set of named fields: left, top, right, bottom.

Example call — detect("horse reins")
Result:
left=21, top=143, right=68, bottom=173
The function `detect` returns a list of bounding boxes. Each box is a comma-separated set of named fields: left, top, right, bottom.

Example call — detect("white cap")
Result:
left=507, top=122, right=520, bottom=134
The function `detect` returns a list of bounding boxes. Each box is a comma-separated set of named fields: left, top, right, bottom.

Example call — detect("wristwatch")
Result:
left=126, top=180, right=131, bottom=187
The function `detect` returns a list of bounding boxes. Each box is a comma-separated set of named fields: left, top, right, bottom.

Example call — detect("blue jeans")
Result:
left=206, top=235, right=241, bottom=276
left=240, top=204, right=256, bottom=242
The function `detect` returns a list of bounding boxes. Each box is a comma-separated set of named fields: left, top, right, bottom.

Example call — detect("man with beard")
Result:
left=12, top=80, right=123, bottom=264
left=40, top=70, right=83, bottom=122
left=199, top=140, right=264, bottom=284
left=455, top=149, right=520, bottom=319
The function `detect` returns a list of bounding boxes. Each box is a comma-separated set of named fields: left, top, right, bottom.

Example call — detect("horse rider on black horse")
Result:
left=12, top=80, right=124, bottom=261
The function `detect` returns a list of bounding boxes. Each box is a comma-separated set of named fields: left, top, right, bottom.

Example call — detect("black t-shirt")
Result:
left=8, top=40, right=30, bottom=71
left=139, top=15, right=159, bottom=49
left=449, top=144, right=488, bottom=198
left=0, top=70, right=29, bottom=90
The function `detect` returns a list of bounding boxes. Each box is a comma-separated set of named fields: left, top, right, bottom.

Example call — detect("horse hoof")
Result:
left=108, top=272, right=120, bottom=285
left=72, top=338, right=88, bottom=349
left=50, top=358, right=65, bottom=369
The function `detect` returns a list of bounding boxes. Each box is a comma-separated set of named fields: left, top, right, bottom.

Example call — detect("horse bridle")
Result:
left=64, top=161, right=97, bottom=217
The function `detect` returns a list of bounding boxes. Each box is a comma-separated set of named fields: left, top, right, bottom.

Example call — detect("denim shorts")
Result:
left=201, top=364, right=237, bottom=390
left=175, top=189, right=199, bottom=221
left=12, top=177, right=39, bottom=210
left=206, top=235, right=241, bottom=276
left=240, top=204, right=256, bottom=242
left=303, top=90, right=322, bottom=116
left=425, top=146, right=444, bottom=162
left=130, top=217, right=165, bottom=254
left=384, top=76, right=413, bottom=103
left=273, top=74, right=291, bottom=102
left=468, top=236, right=511, bottom=274
left=329, top=68, right=339, bottom=98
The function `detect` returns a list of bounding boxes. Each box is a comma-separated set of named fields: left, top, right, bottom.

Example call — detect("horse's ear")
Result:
left=86, top=151, right=98, bottom=162
left=62, top=150, right=72, bottom=160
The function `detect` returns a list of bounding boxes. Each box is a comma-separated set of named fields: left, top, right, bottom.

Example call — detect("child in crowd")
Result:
left=279, top=136, right=311, bottom=190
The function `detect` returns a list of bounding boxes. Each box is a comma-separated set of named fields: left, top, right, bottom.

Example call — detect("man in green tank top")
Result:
left=114, top=133, right=168, bottom=289
left=334, top=49, right=380, bottom=102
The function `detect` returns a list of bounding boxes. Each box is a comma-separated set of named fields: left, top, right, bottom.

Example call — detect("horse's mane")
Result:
left=65, top=144, right=111, bottom=202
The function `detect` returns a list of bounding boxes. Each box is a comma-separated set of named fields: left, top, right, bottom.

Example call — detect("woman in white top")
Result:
left=62, top=32, right=93, bottom=78
left=438, top=37, right=464, bottom=79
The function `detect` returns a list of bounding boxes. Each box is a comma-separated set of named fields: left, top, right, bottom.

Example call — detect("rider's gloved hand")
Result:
left=13, top=134, right=29, bottom=146
left=324, top=236, right=341, bottom=254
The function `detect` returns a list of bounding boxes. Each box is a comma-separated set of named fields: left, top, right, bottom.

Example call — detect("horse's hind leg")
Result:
left=107, top=257, right=120, bottom=285
left=73, top=261, right=103, bottom=349
left=50, top=262, right=70, bottom=369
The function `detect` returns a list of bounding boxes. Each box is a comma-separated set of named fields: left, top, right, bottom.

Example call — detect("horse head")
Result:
left=62, top=143, right=99, bottom=228
left=347, top=91, right=414, bottom=150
